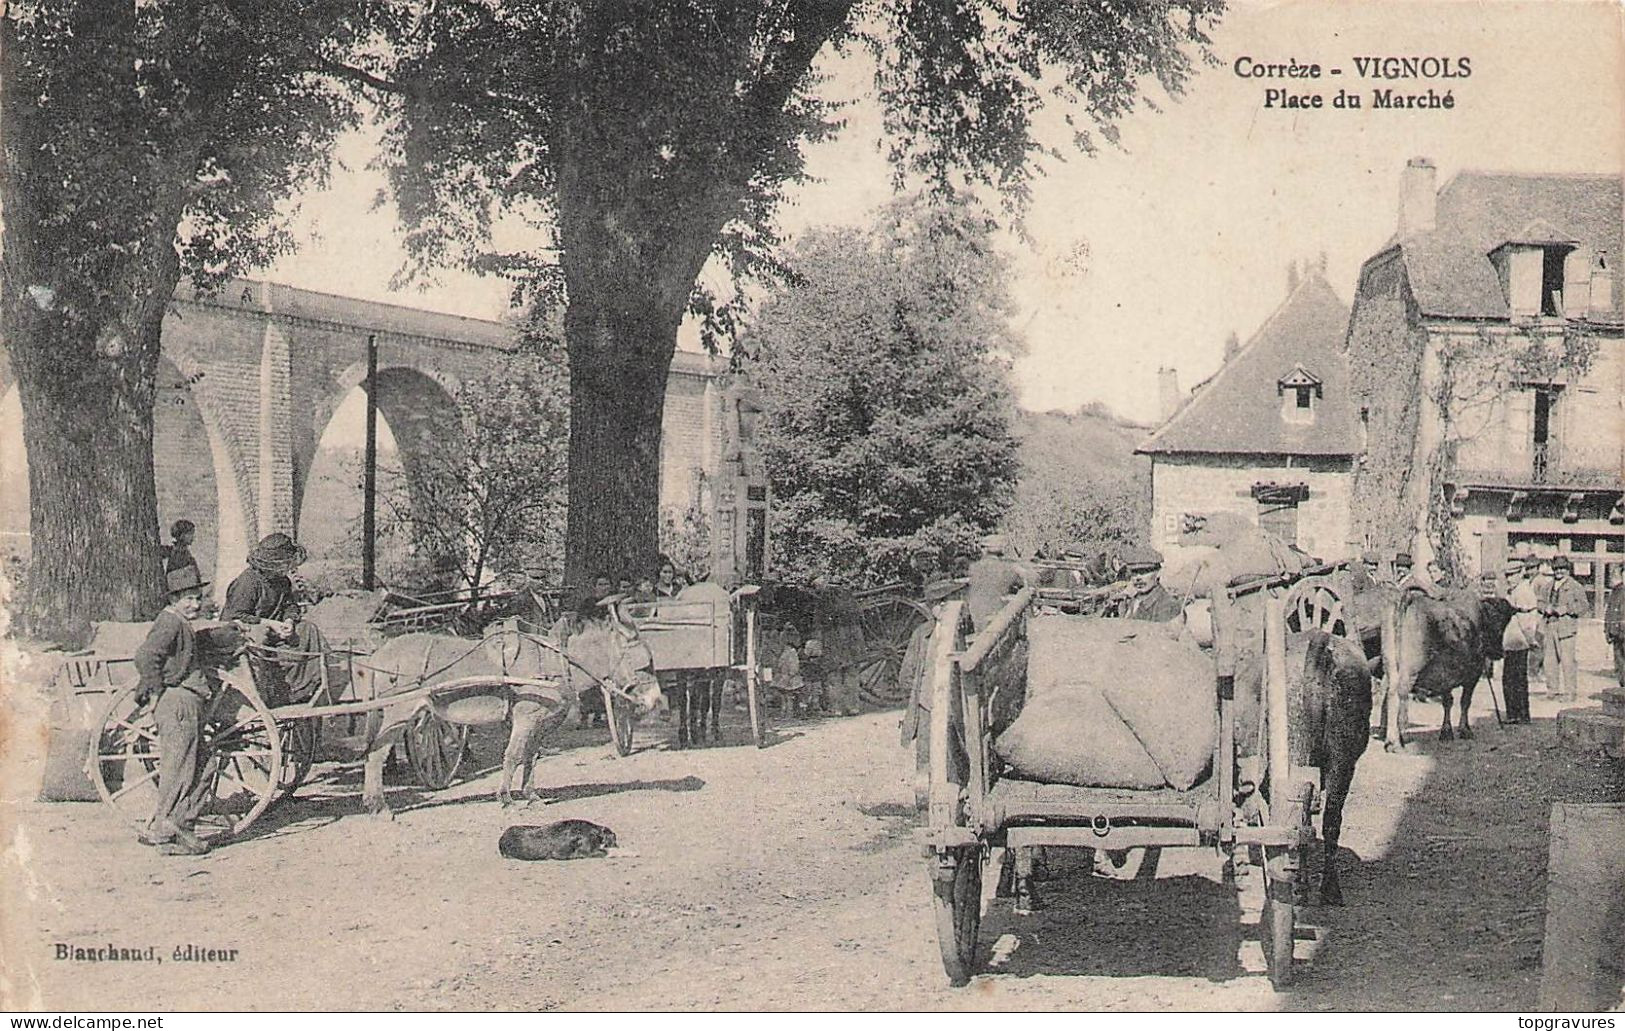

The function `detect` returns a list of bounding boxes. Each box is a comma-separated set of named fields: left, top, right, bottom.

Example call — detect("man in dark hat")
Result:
left=223, top=532, right=327, bottom=705
left=132, top=567, right=216, bottom=855
left=1500, top=557, right=1535, bottom=724
left=899, top=578, right=970, bottom=780
left=1604, top=565, right=1625, bottom=689
left=1540, top=554, right=1588, bottom=701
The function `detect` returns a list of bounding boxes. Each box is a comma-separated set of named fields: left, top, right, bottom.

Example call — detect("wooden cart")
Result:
left=919, top=581, right=1328, bottom=989
left=623, top=582, right=766, bottom=750
left=82, top=623, right=591, bottom=842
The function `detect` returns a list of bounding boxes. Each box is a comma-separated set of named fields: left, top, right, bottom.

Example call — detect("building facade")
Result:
left=1346, top=161, right=1623, bottom=613
left=1139, top=274, right=1359, bottom=564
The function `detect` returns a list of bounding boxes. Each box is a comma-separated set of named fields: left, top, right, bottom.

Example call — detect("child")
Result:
left=132, top=567, right=216, bottom=856
left=774, top=623, right=805, bottom=716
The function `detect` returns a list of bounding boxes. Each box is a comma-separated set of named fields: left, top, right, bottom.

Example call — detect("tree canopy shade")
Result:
left=0, top=1, right=398, bottom=638
left=741, top=196, right=1021, bottom=583
left=380, top=0, right=1223, bottom=586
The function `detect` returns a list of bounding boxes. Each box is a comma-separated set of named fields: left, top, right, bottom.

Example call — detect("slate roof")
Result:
left=1384, top=172, right=1623, bottom=322
left=1137, top=274, right=1357, bottom=456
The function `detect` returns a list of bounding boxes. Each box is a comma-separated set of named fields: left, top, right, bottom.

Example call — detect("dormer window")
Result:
left=1277, top=365, right=1322, bottom=424
left=1491, top=227, right=1577, bottom=319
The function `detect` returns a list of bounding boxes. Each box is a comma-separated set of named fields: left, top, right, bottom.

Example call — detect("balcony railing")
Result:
left=1533, top=441, right=1550, bottom=484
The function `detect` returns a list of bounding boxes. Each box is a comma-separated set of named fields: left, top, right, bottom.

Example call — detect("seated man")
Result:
left=222, top=533, right=328, bottom=706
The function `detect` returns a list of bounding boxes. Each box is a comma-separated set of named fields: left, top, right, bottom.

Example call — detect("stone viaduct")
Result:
left=0, top=279, right=728, bottom=597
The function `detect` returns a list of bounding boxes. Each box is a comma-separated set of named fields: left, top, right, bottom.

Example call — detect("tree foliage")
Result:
left=376, top=0, right=1223, bottom=584
left=742, top=196, right=1020, bottom=583
left=374, top=336, right=570, bottom=593
left=1, top=0, right=397, bottom=637
left=999, top=409, right=1150, bottom=560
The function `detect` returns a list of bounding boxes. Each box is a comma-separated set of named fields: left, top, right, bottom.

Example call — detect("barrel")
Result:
left=1539, top=802, right=1625, bottom=1011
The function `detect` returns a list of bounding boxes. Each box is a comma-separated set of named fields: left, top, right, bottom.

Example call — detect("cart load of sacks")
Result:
left=995, top=617, right=1215, bottom=791
left=994, top=522, right=1317, bottom=793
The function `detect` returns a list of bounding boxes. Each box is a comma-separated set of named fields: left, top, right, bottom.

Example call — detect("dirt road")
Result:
left=3, top=663, right=1620, bottom=1012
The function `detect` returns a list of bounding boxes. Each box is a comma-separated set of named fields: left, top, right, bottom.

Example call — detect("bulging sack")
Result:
left=996, top=616, right=1216, bottom=790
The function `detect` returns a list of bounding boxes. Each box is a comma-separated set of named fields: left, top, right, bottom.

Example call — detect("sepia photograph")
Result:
left=1, top=0, right=1621, bottom=1015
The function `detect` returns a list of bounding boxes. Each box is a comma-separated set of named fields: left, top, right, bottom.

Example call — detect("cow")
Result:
left=1235, top=628, right=1372, bottom=905
left=1378, top=588, right=1515, bottom=752
left=351, top=610, right=664, bottom=816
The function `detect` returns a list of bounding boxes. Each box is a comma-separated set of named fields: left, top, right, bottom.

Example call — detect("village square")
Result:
left=1, top=0, right=1622, bottom=1016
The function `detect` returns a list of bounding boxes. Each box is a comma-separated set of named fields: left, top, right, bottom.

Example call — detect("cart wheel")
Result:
left=276, top=718, right=321, bottom=800
left=403, top=708, right=467, bottom=789
left=932, top=845, right=984, bottom=986
left=86, top=678, right=285, bottom=840
left=603, top=685, right=637, bottom=757
left=857, top=597, right=932, bottom=707
left=1282, top=575, right=1355, bottom=642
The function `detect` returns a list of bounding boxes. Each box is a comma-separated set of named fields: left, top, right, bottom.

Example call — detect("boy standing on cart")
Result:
left=132, top=567, right=215, bottom=856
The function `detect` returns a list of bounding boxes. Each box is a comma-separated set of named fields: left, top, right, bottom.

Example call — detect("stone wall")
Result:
left=1149, top=452, right=1355, bottom=564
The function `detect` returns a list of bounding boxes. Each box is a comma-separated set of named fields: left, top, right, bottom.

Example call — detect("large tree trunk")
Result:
left=2, top=7, right=180, bottom=641
left=6, top=312, right=168, bottom=640
left=562, top=289, right=685, bottom=588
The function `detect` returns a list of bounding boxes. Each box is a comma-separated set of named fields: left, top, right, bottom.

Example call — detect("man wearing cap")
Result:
left=899, top=578, right=970, bottom=784
left=132, top=567, right=216, bottom=855
left=1528, top=557, right=1554, bottom=686
left=223, top=533, right=328, bottom=705
left=1540, top=555, right=1588, bottom=701
left=966, top=533, right=1029, bottom=630
left=1501, top=557, right=1537, bottom=724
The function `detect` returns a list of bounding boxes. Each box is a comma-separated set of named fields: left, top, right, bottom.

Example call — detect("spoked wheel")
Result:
left=1283, top=575, right=1355, bottom=642
left=603, top=684, right=637, bottom=757
left=276, top=717, right=321, bottom=800
left=857, top=596, right=932, bottom=707
left=403, top=708, right=468, bottom=790
left=86, top=676, right=285, bottom=841
left=932, top=845, right=984, bottom=986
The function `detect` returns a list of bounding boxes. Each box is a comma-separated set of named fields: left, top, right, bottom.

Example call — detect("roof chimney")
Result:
left=1158, top=367, right=1181, bottom=423
left=1398, top=157, right=1437, bottom=239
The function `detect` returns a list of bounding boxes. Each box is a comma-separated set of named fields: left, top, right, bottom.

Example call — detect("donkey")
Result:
left=352, top=608, right=664, bottom=817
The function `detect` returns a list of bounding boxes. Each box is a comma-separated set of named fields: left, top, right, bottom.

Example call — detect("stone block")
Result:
left=1556, top=707, right=1625, bottom=754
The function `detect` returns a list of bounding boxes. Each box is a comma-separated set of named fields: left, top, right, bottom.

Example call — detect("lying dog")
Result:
left=498, top=820, right=617, bottom=860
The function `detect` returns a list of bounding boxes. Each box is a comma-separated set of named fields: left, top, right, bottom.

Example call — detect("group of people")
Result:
left=769, top=579, right=866, bottom=719
left=1350, top=547, right=1595, bottom=724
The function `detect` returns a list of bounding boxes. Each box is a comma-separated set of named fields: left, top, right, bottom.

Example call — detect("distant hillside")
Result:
left=1001, top=404, right=1153, bottom=557
left=1014, top=403, right=1150, bottom=479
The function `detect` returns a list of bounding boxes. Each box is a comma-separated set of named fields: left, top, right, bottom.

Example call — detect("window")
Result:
left=1257, top=497, right=1299, bottom=544
left=1532, top=386, right=1561, bottom=482
left=1277, top=366, right=1322, bottom=425
left=1251, top=483, right=1308, bottom=545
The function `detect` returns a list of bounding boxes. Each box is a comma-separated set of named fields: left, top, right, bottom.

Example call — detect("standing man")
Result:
left=1604, top=566, right=1625, bottom=689
left=1501, top=558, right=1536, bottom=724
left=966, top=533, right=1029, bottom=630
left=899, top=578, right=969, bottom=797
left=1540, top=555, right=1588, bottom=702
left=164, top=519, right=201, bottom=579
left=222, top=533, right=327, bottom=706
left=818, top=578, right=865, bottom=718
left=1529, top=555, right=1554, bottom=688
left=132, top=567, right=215, bottom=856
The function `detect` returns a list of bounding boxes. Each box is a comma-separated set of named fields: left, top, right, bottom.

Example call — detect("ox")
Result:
left=1235, top=629, right=1372, bottom=905
left=351, top=613, right=664, bottom=816
left=1378, top=589, right=1514, bottom=752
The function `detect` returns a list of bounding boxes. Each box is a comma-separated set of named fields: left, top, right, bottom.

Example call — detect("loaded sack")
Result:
left=993, top=615, right=1217, bottom=791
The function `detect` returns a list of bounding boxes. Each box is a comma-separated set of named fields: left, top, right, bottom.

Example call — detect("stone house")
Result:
left=1346, top=160, right=1623, bottom=613
left=1138, top=273, right=1359, bottom=565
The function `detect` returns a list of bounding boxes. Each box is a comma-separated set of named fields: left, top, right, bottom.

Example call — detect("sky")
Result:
left=265, top=0, right=1625, bottom=425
